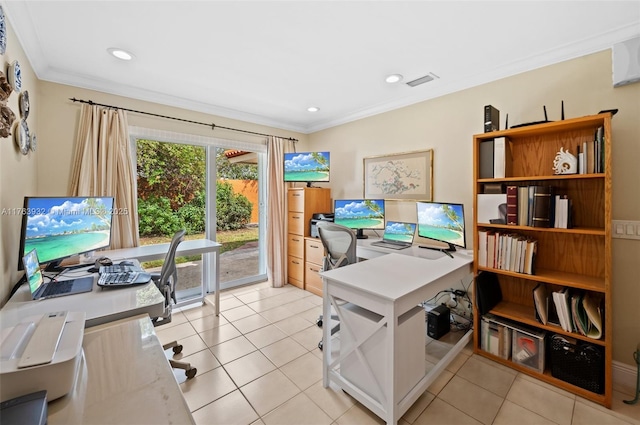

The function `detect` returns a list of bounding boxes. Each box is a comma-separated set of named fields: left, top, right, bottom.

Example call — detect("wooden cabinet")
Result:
left=287, top=187, right=331, bottom=289
left=305, top=237, right=325, bottom=296
left=472, top=113, right=612, bottom=407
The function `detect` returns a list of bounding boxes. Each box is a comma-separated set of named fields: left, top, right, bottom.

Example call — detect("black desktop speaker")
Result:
left=427, top=304, right=450, bottom=340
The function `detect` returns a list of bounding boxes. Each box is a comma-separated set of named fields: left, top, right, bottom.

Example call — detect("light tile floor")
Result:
left=155, top=282, right=640, bottom=425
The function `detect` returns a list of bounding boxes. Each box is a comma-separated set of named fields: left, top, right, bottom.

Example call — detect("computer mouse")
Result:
left=120, top=260, right=134, bottom=266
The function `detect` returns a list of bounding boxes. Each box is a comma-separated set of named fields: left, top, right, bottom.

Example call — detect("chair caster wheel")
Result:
left=186, top=367, right=197, bottom=379
left=316, top=319, right=323, bottom=327
left=173, top=344, right=183, bottom=355
left=318, top=341, right=323, bottom=351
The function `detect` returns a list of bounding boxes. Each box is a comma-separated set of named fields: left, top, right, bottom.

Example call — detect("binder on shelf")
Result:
left=506, top=185, right=518, bottom=225
left=531, top=185, right=554, bottom=228
left=479, top=140, right=495, bottom=179
left=582, top=292, right=604, bottom=340
left=475, top=271, right=502, bottom=316
left=493, top=137, right=511, bottom=178
left=517, top=186, right=529, bottom=226
left=478, top=230, right=488, bottom=268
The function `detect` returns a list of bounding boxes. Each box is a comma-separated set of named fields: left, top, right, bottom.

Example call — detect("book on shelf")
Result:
left=523, top=239, right=537, bottom=275
left=517, top=186, right=529, bottom=226
left=552, top=288, right=573, bottom=333
left=478, top=230, right=488, bottom=268
left=479, top=139, right=495, bottom=179
left=583, top=292, right=603, bottom=339
left=506, top=185, right=518, bottom=225
left=531, top=185, right=555, bottom=228
left=533, top=283, right=560, bottom=326
left=595, top=125, right=605, bottom=173
left=485, top=232, right=536, bottom=274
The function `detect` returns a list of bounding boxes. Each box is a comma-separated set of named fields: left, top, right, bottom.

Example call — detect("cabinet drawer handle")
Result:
left=292, top=193, right=301, bottom=197
left=310, top=244, right=319, bottom=249
left=292, top=215, right=301, bottom=220
left=291, top=260, right=300, bottom=265
left=292, top=238, right=300, bottom=242
left=310, top=267, right=319, bottom=272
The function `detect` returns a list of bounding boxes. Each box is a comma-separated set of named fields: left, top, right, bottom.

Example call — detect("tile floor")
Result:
left=155, top=282, right=640, bottom=425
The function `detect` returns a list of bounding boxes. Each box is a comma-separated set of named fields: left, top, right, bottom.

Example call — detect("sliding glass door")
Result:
left=131, top=128, right=267, bottom=305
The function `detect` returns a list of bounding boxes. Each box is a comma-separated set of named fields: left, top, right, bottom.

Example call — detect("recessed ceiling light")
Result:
left=107, top=47, right=135, bottom=61
left=385, top=74, right=403, bottom=84
left=307, top=106, right=320, bottom=112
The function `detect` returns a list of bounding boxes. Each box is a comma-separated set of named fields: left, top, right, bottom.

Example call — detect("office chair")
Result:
left=151, top=229, right=197, bottom=379
left=315, top=221, right=358, bottom=350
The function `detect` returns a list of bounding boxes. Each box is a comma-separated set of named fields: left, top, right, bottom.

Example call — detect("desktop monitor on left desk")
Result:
left=17, top=196, right=115, bottom=272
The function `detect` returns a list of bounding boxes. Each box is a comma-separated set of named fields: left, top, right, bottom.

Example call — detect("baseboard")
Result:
left=613, top=360, right=638, bottom=394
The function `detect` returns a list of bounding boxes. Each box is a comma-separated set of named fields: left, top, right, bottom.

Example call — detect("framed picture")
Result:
left=363, top=149, right=433, bottom=200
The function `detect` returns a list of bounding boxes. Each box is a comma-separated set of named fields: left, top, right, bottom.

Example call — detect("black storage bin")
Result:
left=549, top=334, right=604, bottom=394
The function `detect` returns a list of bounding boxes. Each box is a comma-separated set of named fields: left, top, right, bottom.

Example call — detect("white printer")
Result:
left=0, top=311, right=85, bottom=402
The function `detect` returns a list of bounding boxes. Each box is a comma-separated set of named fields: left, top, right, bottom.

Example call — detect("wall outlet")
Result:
left=612, top=220, right=640, bottom=240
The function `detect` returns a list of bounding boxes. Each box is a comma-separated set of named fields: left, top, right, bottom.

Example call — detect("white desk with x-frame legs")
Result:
left=321, top=245, right=473, bottom=425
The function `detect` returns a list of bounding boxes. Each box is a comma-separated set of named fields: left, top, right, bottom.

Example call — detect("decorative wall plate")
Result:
left=0, top=6, right=6, bottom=55
left=14, top=119, right=29, bottom=155
left=30, top=132, right=37, bottom=152
left=8, top=60, right=22, bottom=93
left=0, top=104, right=15, bottom=137
left=19, top=90, right=30, bottom=119
left=0, top=70, right=12, bottom=101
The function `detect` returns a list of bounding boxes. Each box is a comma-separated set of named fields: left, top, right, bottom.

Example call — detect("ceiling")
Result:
left=4, top=1, right=639, bottom=134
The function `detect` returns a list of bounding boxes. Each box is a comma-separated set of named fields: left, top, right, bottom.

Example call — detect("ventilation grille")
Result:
left=406, top=73, right=439, bottom=87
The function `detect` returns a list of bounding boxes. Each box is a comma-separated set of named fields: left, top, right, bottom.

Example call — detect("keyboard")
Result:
left=41, top=281, right=73, bottom=297
left=100, top=264, right=142, bottom=274
left=370, top=241, right=410, bottom=250
left=98, top=272, right=152, bottom=287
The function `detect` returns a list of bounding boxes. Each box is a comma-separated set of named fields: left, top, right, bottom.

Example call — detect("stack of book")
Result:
left=533, top=284, right=603, bottom=339
left=576, top=126, right=606, bottom=174
left=477, top=230, right=537, bottom=274
left=488, top=184, right=573, bottom=229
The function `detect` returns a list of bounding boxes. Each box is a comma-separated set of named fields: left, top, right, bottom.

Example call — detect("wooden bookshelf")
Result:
left=472, top=113, right=612, bottom=407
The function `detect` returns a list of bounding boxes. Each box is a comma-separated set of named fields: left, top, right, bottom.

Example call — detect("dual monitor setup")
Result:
left=284, top=150, right=466, bottom=252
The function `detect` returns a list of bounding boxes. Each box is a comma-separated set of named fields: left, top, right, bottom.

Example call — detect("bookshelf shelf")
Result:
left=473, top=113, right=612, bottom=407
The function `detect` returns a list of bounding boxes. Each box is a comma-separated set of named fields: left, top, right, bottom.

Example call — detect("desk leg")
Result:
left=322, top=279, right=331, bottom=388
left=214, top=249, right=220, bottom=316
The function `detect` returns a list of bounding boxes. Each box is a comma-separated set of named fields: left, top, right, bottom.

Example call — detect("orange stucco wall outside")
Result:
left=225, top=179, right=259, bottom=224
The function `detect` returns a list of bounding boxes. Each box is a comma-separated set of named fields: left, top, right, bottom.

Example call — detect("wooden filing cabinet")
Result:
left=304, top=237, right=325, bottom=296
left=287, top=187, right=331, bottom=289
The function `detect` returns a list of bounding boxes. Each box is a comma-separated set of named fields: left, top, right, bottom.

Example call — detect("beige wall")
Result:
left=307, top=50, right=640, bottom=367
left=0, top=17, right=39, bottom=306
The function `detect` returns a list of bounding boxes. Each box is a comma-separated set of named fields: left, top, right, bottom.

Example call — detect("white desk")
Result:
left=321, top=245, right=473, bottom=425
left=0, top=267, right=164, bottom=329
left=100, top=239, right=222, bottom=315
left=47, top=315, right=194, bottom=424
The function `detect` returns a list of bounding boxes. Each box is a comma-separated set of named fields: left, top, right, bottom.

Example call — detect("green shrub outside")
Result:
left=138, top=182, right=252, bottom=237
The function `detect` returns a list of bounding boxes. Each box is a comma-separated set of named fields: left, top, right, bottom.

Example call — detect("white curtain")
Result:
left=69, top=104, right=139, bottom=249
left=266, top=136, right=293, bottom=287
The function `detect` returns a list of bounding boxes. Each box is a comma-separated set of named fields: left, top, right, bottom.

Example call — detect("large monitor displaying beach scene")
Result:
left=416, top=201, right=466, bottom=249
left=283, top=151, right=330, bottom=185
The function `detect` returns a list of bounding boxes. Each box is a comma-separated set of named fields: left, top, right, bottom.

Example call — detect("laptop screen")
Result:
left=22, top=249, right=45, bottom=297
left=382, top=221, right=417, bottom=243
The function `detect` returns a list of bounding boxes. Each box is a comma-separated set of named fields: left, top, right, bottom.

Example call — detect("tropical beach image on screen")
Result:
left=284, top=151, right=330, bottom=182
left=334, top=199, right=385, bottom=230
left=417, top=202, right=465, bottom=247
left=23, top=197, right=113, bottom=262
left=384, top=222, right=416, bottom=243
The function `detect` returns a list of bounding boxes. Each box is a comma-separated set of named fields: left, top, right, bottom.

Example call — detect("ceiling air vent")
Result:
left=406, top=73, right=439, bottom=87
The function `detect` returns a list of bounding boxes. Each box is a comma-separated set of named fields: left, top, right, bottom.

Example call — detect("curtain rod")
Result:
left=69, top=97, right=298, bottom=142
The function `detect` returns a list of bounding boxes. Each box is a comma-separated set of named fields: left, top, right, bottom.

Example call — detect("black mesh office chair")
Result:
left=151, top=229, right=197, bottom=379
left=315, top=221, right=358, bottom=350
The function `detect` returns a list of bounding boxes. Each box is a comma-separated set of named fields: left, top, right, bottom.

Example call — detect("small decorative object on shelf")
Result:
left=552, top=147, right=577, bottom=174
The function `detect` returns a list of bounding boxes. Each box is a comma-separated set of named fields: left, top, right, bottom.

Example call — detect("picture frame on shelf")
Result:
left=363, top=149, right=433, bottom=200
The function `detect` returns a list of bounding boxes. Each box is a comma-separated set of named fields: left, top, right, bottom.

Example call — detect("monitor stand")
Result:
left=355, top=229, right=368, bottom=239
left=419, top=243, right=456, bottom=258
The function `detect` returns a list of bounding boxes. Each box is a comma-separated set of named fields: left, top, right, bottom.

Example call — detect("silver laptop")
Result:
left=371, top=221, right=417, bottom=250
left=22, top=249, right=93, bottom=300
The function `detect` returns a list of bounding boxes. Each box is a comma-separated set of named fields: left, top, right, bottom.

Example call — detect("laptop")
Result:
left=22, top=249, right=94, bottom=300
left=371, top=221, right=417, bottom=250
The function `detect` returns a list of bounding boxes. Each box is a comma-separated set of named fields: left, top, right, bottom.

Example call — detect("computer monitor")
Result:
left=17, top=196, right=115, bottom=271
left=333, top=199, right=385, bottom=239
left=283, top=151, right=330, bottom=187
left=416, top=201, right=466, bottom=251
